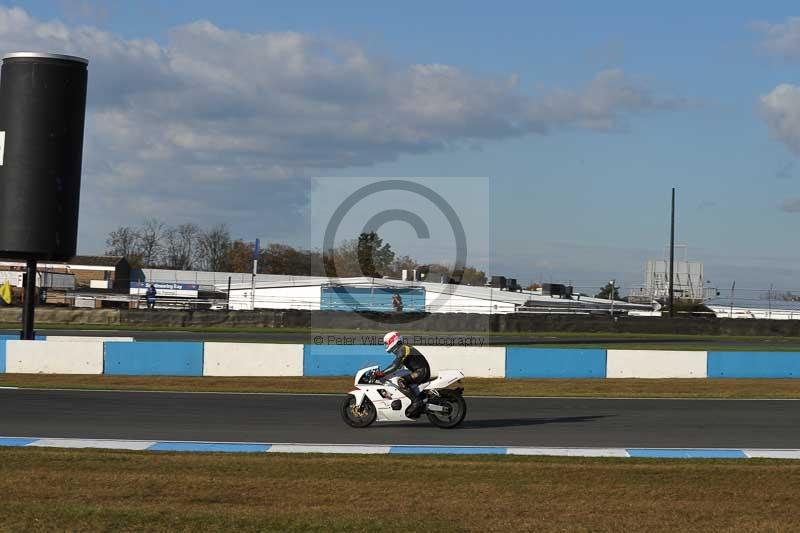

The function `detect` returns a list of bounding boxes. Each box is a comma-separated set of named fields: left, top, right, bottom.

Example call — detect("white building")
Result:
left=130, top=266, right=656, bottom=315
left=222, top=276, right=654, bottom=314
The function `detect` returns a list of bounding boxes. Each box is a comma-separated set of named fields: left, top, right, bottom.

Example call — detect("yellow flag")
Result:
left=0, top=281, right=10, bottom=304
left=0, top=280, right=11, bottom=305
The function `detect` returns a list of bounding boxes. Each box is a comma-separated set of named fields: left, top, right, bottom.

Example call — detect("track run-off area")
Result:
left=2, top=388, right=799, bottom=451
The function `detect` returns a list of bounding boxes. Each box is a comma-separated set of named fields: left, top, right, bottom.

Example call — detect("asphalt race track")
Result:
left=1, top=388, right=798, bottom=448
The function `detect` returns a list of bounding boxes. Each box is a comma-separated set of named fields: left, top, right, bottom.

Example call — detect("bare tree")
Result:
left=163, top=223, right=200, bottom=270
left=105, top=226, right=143, bottom=267
left=139, top=218, right=165, bottom=267
left=198, top=223, right=232, bottom=272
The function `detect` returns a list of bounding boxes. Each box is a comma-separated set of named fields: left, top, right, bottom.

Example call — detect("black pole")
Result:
left=227, top=276, right=232, bottom=310
left=22, top=258, right=37, bottom=340
left=668, top=188, right=676, bottom=318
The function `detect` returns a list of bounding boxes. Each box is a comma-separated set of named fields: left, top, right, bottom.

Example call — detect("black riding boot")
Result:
left=399, top=383, right=424, bottom=418
left=408, top=392, right=426, bottom=417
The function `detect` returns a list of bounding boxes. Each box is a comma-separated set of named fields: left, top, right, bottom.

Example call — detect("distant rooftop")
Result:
left=0, top=255, right=126, bottom=268
left=69, top=255, right=126, bottom=267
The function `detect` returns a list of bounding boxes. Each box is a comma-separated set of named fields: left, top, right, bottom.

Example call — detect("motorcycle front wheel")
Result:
left=341, top=394, right=377, bottom=428
left=426, top=389, right=467, bottom=429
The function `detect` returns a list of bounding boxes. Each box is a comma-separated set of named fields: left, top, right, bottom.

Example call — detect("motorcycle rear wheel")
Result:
left=341, top=394, right=377, bottom=428
left=426, top=390, right=467, bottom=429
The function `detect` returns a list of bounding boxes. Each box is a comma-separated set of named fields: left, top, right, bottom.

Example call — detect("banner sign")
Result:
left=130, top=281, right=199, bottom=298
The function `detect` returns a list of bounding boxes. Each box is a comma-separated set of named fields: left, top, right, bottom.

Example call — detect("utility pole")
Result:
left=22, top=259, right=37, bottom=339
left=609, top=279, right=616, bottom=316
left=768, top=283, right=774, bottom=319
left=668, top=188, right=676, bottom=318
left=251, top=238, right=260, bottom=311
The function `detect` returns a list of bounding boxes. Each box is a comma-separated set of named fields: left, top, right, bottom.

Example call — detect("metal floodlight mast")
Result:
left=0, top=52, right=89, bottom=339
left=668, top=188, right=676, bottom=318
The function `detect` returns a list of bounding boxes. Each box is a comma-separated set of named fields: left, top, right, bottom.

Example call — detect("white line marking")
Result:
left=507, top=447, right=630, bottom=457
left=30, top=438, right=156, bottom=450
left=268, top=444, right=392, bottom=454
left=744, top=449, right=800, bottom=459
left=6, top=436, right=800, bottom=459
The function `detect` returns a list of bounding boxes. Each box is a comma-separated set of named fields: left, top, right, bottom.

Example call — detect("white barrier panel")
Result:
left=203, top=343, right=303, bottom=376
left=6, top=340, right=104, bottom=374
left=46, top=336, right=134, bottom=342
left=421, top=346, right=505, bottom=378
left=606, top=350, right=707, bottom=378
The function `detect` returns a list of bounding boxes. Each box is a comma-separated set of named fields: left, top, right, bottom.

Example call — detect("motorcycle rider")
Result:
left=374, top=331, right=431, bottom=417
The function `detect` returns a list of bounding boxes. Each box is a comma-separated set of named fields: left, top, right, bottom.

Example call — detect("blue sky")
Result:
left=8, top=1, right=800, bottom=292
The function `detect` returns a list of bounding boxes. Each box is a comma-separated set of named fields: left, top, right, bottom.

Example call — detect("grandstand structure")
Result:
left=628, top=246, right=714, bottom=304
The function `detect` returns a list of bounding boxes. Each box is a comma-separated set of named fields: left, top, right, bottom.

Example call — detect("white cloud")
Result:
left=760, top=84, right=800, bottom=154
left=752, top=17, right=800, bottom=60
left=781, top=197, right=800, bottom=213
left=0, top=6, right=686, bottom=250
left=756, top=17, right=800, bottom=195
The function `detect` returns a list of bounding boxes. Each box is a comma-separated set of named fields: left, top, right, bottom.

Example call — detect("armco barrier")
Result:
left=506, top=348, right=606, bottom=378
left=708, top=351, right=800, bottom=378
left=6, top=340, right=104, bottom=374
left=606, top=350, right=707, bottom=378
left=422, top=346, right=505, bottom=378
left=303, top=344, right=392, bottom=376
left=104, top=342, right=203, bottom=376
left=203, top=342, right=304, bottom=376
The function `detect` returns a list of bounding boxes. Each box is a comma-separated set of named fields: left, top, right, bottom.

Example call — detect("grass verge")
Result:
left=0, top=447, right=798, bottom=531
left=4, top=374, right=800, bottom=398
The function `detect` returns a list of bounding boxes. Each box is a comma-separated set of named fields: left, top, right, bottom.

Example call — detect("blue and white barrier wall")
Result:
left=104, top=342, right=203, bottom=376
left=2, top=337, right=800, bottom=378
left=707, top=351, right=800, bottom=378
left=204, top=343, right=303, bottom=376
left=6, top=340, right=104, bottom=374
left=606, top=350, right=707, bottom=378
left=506, top=348, right=606, bottom=378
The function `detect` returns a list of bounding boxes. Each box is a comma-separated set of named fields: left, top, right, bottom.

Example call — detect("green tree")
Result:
left=425, top=263, right=487, bottom=285
left=356, top=232, right=394, bottom=278
left=595, top=282, right=620, bottom=300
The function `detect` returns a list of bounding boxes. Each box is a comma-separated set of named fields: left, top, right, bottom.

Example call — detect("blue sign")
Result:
left=131, top=282, right=200, bottom=291
left=320, top=286, right=425, bottom=312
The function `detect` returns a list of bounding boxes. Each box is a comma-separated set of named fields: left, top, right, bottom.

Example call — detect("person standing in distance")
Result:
left=146, top=284, right=157, bottom=309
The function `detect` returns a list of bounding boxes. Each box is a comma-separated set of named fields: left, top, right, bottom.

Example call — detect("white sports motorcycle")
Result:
left=341, top=365, right=467, bottom=429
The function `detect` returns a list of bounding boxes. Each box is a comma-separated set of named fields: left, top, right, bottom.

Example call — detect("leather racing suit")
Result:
left=381, top=343, right=431, bottom=409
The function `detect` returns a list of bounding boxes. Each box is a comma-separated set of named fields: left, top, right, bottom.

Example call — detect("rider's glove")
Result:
left=373, top=370, right=385, bottom=378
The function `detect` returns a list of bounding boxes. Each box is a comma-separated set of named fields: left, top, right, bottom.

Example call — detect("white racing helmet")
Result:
left=383, top=331, right=402, bottom=353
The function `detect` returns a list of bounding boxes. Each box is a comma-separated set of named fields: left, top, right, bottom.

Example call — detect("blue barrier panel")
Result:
left=708, top=351, right=800, bottom=378
left=303, top=344, right=393, bottom=376
left=104, top=342, right=203, bottom=376
left=0, top=335, right=17, bottom=373
left=506, top=348, right=607, bottom=378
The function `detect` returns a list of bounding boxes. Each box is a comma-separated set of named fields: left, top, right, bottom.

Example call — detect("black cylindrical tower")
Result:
left=0, top=52, right=88, bottom=261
